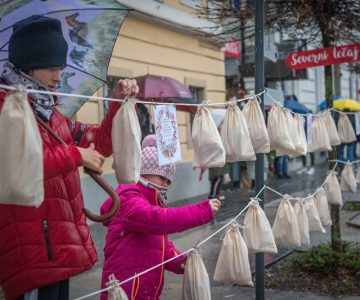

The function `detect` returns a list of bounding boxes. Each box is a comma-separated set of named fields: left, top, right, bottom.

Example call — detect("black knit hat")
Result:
left=9, top=15, right=68, bottom=70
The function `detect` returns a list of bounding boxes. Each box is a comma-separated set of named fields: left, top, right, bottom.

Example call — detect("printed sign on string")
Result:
left=306, top=114, right=313, bottom=145
left=154, top=104, right=181, bottom=166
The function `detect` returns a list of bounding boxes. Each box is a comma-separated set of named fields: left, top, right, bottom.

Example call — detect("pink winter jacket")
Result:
left=100, top=183, right=214, bottom=300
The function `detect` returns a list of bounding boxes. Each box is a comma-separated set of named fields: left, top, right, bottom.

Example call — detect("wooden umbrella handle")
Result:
left=35, top=115, right=120, bottom=222
left=82, top=169, right=120, bottom=222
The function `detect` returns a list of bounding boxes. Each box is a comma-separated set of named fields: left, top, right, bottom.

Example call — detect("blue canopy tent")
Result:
left=318, top=96, right=343, bottom=110
left=284, top=99, right=312, bottom=114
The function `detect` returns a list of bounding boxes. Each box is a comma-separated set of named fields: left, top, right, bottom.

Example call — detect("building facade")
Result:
left=76, top=0, right=226, bottom=218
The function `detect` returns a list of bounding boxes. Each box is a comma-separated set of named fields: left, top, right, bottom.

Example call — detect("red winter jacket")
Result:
left=100, top=183, right=214, bottom=300
left=0, top=89, right=120, bottom=300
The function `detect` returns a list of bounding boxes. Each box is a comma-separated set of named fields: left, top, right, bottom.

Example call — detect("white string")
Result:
left=0, top=83, right=265, bottom=108
left=265, top=89, right=359, bottom=116
left=74, top=160, right=354, bottom=300
left=264, top=161, right=338, bottom=201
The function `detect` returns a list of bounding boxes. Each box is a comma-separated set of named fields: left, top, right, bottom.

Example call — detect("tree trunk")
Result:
left=323, top=40, right=342, bottom=253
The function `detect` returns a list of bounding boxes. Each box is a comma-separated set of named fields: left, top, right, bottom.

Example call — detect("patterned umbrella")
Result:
left=0, top=0, right=129, bottom=118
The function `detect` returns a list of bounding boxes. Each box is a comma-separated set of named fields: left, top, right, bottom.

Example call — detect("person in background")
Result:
left=275, top=155, right=291, bottom=179
left=0, top=15, right=139, bottom=300
left=334, top=109, right=356, bottom=173
left=297, top=152, right=315, bottom=175
left=100, top=135, right=221, bottom=300
left=208, top=162, right=231, bottom=201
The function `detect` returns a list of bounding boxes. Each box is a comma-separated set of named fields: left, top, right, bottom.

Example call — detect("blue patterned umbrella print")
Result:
left=0, top=0, right=129, bottom=117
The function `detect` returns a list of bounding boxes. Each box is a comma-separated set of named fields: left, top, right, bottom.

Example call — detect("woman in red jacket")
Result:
left=0, top=15, right=138, bottom=300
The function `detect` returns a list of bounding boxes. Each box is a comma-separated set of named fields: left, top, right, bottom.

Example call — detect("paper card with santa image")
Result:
left=154, top=104, right=181, bottom=166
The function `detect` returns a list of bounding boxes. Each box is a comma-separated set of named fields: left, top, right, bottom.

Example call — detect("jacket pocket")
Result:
left=42, top=219, right=53, bottom=261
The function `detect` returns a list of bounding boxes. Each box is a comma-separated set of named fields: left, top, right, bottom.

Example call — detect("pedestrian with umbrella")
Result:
left=0, top=15, right=138, bottom=300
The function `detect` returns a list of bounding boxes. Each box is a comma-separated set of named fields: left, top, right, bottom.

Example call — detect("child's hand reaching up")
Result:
left=209, top=198, right=221, bottom=215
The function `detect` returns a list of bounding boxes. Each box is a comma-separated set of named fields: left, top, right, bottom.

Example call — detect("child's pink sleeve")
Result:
left=164, top=239, right=187, bottom=274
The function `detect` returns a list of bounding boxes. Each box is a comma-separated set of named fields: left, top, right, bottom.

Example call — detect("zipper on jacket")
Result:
left=42, top=219, right=53, bottom=261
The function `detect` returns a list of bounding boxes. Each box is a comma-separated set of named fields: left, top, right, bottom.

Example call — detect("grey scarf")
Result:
left=1, top=61, right=55, bottom=121
left=139, top=178, right=168, bottom=207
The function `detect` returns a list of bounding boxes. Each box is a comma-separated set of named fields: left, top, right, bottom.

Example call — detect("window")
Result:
left=187, top=86, right=205, bottom=148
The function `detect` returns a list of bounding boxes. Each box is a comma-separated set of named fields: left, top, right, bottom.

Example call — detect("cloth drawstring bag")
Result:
left=314, top=188, right=332, bottom=227
left=221, top=103, right=256, bottom=162
left=305, top=196, right=326, bottom=233
left=192, top=104, right=225, bottom=168
left=182, top=249, right=211, bottom=300
left=293, top=200, right=310, bottom=246
left=321, top=110, right=340, bottom=146
left=293, top=114, right=308, bottom=156
left=106, top=274, right=128, bottom=300
left=340, top=163, right=357, bottom=194
left=0, top=89, right=44, bottom=207
left=285, top=109, right=306, bottom=158
left=267, top=102, right=294, bottom=154
left=243, top=97, right=270, bottom=154
left=307, top=115, right=332, bottom=153
left=112, top=98, right=141, bottom=184
left=272, top=195, right=300, bottom=247
left=243, top=199, right=278, bottom=253
left=276, top=110, right=305, bottom=158
left=324, top=171, right=343, bottom=205
left=337, top=114, right=356, bottom=144
left=213, top=222, right=254, bottom=287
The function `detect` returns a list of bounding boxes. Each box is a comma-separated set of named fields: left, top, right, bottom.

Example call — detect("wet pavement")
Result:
left=1, top=162, right=359, bottom=300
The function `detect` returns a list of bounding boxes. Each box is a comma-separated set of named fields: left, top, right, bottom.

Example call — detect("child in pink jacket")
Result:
left=100, top=134, right=220, bottom=300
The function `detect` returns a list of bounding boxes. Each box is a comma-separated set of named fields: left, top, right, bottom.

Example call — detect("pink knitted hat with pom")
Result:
left=140, top=134, right=176, bottom=183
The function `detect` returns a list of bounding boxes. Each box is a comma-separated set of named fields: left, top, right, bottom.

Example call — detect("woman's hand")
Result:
left=111, top=78, right=139, bottom=99
left=77, top=143, right=105, bottom=174
left=209, top=198, right=221, bottom=215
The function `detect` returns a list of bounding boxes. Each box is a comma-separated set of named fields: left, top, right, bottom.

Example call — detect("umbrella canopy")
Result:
left=319, top=98, right=360, bottom=112
left=134, top=74, right=196, bottom=113
left=284, top=99, right=312, bottom=114
left=0, top=0, right=129, bottom=118
left=318, top=96, right=343, bottom=110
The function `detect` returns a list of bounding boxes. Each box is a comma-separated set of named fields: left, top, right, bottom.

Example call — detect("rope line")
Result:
left=72, top=160, right=357, bottom=300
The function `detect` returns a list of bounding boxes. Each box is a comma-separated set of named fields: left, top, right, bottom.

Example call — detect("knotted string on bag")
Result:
left=106, top=274, right=129, bottom=300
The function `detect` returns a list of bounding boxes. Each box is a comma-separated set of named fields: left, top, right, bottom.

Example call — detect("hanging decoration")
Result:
left=112, top=97, right=141, bottom=184
left=272, top=195, right=300, bottom=247
left=213, top=222, right=254, bottom=287
left=0, top=89, right=43, bottom=207
left=192, top=104, right=225, bottom=169
left=340, top=163, right=357, bottom=193
left=221, top=102, right=255, bottom=162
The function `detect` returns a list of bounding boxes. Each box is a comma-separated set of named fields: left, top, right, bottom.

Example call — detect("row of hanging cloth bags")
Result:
left=271, top=193, right=327, bottom=248
left=192, top=97, right=270, bottom=170
left=0, top=89, right=44, bottom=207
left=267, top=103, right=307, bottom=157
left=183, top=199, right=278, bottom=297
left=212, top=199, right=277, bottom=289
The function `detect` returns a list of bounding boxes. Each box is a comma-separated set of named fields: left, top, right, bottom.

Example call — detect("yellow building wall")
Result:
left=76, top=7, right=225, bottom=174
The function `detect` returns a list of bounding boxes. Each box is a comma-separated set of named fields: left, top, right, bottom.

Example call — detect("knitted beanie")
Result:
left=9, top=15, right=68, bottom=70
left=140, top=135, right=176, bottom=183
